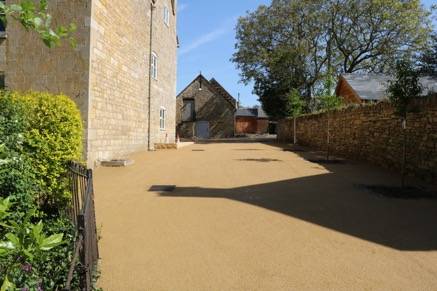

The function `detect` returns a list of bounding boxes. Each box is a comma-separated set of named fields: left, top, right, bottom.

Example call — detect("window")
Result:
left=163, top=5, right=170, bottom=26
left=182, top=99, right=195, bottom=121
left=160, top=107, right=166, bottom=130
left=0, top=73, right=4, bottom=89
left=0, top=0, right=5, bottom=33
left=151, top=52, right=158, bottom=80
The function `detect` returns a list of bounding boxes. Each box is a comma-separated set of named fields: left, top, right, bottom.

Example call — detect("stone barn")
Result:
left=176, top=74, right=237, bottom=139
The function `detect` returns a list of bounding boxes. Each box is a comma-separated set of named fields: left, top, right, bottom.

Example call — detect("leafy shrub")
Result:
left=1, top=91, right=83, bottom=211
left=0, top=91, right=83, bottom=289
left=0, top=196, right=78, bottom=290
left=16, top=92, right=83, bottom=210
left=0, top=93, right=38, bottom=223
left=0, top=92, right=36, bottom=199
left=36, top=216, right=79, bottom=289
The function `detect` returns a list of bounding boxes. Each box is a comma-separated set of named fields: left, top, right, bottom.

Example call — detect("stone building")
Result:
left=176, top=74, right=237, bottom=139
left=4, top=0, right=177, bottom=167
left=336, top=74, right=437, bottom=104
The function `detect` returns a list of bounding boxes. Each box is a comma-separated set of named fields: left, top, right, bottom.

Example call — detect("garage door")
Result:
left=196, top=121, right=210, bottom=139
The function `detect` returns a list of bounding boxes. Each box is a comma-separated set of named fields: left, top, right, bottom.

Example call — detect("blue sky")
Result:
left=177, top=0, right=436, bottom=107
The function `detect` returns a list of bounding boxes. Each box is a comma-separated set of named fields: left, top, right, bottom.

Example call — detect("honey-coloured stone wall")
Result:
left=278, top=97, right=437, bottom=182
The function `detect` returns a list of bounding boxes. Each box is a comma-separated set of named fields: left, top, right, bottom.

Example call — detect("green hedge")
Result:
left=0, top=91, right=83, bottom=289
left=0, top=91, right=83, bottom=210
left=20, top=92, right=84, bottom=210
left=0, top=92, right=36, bottom=214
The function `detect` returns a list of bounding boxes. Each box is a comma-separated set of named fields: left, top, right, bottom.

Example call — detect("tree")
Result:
left=232, top=0, right=331, bottom=118
left=286, top=89, right=304, bottom=144
left=232, top=0, right=433, bottom=117
left=331, top=0, right=432, bottom=73
left=0, top=0, right=75, bottom=48
left=317, top=74, right=342, bottom=161
left=387, top=59, right=422, bottom=187
left=418, top=33, right=437, bottom=76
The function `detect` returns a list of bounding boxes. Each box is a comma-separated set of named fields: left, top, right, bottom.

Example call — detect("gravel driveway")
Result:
left=95, top=141, right=437, bottom=290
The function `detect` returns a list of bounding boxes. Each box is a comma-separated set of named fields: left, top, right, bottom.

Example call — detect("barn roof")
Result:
left=236, top=107, right=269, bottom=119
left=177, top=74, right=237, bottom=109
left=340, top=73, right=437, bottom=101
left=236, top=108, right=257, bottom=117
left=209, top=78, right=237, bottom=108
left=341, top=74, right=391, bottom=101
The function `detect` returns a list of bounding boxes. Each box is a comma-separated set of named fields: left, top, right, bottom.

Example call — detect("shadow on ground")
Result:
left=159, top=142, right=437, bottom=251
left=236, top=158, right=282, bottom=162
left=233, top=149, right=264, bottom=151
left=195, top=136, right=277, bottom=144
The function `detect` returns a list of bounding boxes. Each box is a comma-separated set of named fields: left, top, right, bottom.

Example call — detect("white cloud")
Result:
left=179, top=19, right=234, bottom=56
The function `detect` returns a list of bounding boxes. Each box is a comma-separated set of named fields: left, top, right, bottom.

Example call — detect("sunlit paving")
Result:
left=0, top=0, right=435, bottom=289
left=95, top=142, right=437, bottom=290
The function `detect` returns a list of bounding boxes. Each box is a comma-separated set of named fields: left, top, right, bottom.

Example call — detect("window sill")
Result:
left=0, top=32, right=7, bottom=39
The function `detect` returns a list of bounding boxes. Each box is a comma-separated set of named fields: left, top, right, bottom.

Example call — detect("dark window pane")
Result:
left=182, top=100, right=194, bottom=121
left=0, top=74, right=5, bottom=89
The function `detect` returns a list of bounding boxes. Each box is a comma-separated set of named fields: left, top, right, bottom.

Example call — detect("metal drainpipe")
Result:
left=147, top=1, right=156, bottom=151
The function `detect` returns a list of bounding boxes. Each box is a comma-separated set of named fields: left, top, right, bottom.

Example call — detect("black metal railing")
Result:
left=65, top=162, right=99, bottom=291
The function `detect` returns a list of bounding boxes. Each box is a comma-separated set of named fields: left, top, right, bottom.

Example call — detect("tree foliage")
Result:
left=316, top=73, right=342, bottom=112
left=387, top=60, right=422, bottom=119
left=0, top=0, right=76, bottom=48
left=233, top=0, right=331, bottom=117
left=286, top=89, right=304, bottom=118
left=232, top=0, right=433, bottom=118
left=331, top=0, right=431, bottom=73
left=418, top=33, right=437, bottom=76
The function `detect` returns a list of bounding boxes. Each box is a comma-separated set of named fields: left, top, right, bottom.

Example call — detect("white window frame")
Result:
left=163, top=5, right=170, bottom=27
left=151, top=52, right=158, bottom=80
left=160, top=107, right=166, bottom=130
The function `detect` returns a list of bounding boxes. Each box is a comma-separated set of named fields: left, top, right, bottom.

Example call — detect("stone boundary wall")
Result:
left=278, top=97, right=437, bottom=182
